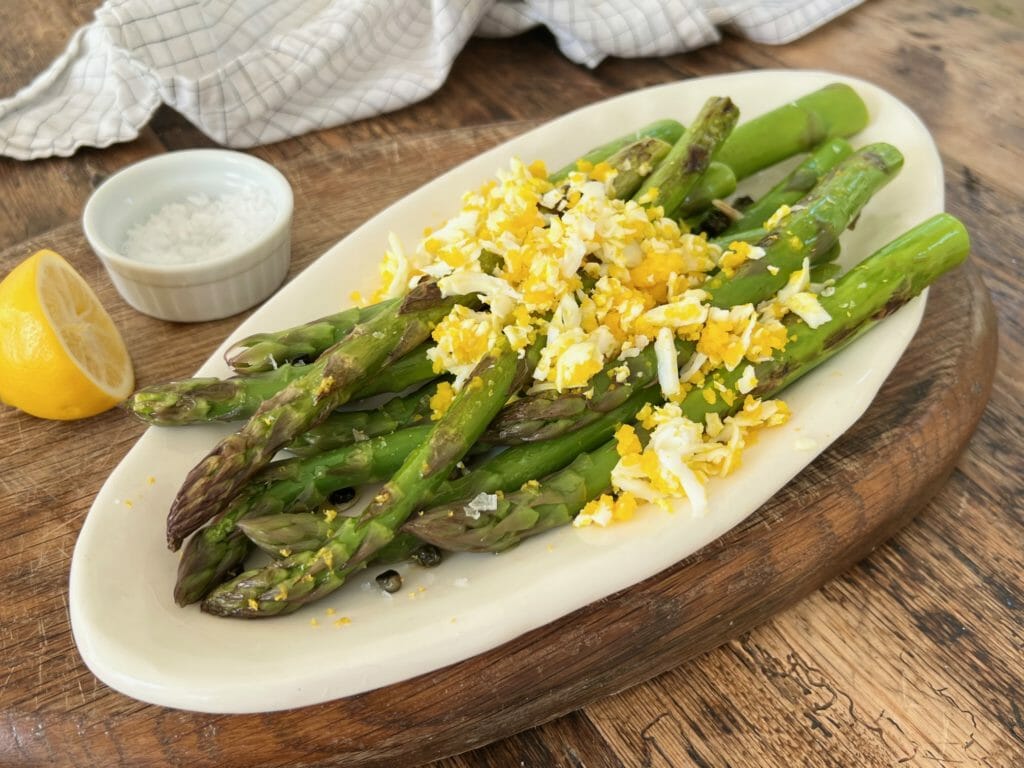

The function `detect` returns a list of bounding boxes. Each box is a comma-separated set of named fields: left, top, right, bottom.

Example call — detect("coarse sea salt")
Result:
left=121, top=187, right=277, bottom=264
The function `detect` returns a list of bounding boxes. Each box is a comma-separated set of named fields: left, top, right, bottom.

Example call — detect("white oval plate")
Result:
left=70, top=69, right=944, bottom=714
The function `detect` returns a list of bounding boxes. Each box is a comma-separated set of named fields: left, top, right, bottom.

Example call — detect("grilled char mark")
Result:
left=684, top=145, right=710, bottom=174
left=399, top=280, right=442, bottom=314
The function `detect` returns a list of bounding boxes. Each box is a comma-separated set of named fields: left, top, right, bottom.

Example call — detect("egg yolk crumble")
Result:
left=362, top=156, right=831, bottom=520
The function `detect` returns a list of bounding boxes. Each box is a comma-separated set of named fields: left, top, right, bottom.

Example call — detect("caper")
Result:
left=328, top=487, right=356, bottom=506
left=375, top=569, right=402, bottom=593
left=412, top=544, right=443, bottom=568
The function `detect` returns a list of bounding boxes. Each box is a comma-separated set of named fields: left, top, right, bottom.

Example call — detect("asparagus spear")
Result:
left=174, top=424, right=434, bottom=605
left=548, top=118, right=685, bottom=182
left=724, top=137, right=853, bottom=234
left=335, top=342, right=435, bottom=398
left=716, top=83, right=868, bottom=180
left=692, top=139, right=852, bottom=237
left=740, top=213, right=969, bottom=395
left=224, top=302, right=390, bottom=373
left=127, top=341, right=439, bottom=426
left=125, top=363, right=312, bottom=425
left=202, top=336, right=524, bottom=617
left=705, top=142, right=903, bottom=305
left=710, top=228, right=766, bottom=248
left=591, top=140, right=733, bottom=219
left=238, top=512, right=339, bottom=557
left=602, top=136, right=673, bottom=200
left=166, top=283, right=465, bottom=550
left=239, top=513, right=429, bottom=561
left=285, top=380, right=440, bottom=457
left=405, top=443, right=621, bottom=552
left=677, top=162, right=737, bottom=219
left=636, top=97, right=739, bottom=216
left=408, top=213, right=971, bottom=551
left=241, top=518, right=442, bottom=570
left=239, top=516, right=432, bottom=567
left=483, top=144, right=903, bottom=445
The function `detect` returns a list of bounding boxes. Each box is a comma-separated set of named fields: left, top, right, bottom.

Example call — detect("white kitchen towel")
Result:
left=0, top=0, right=862, bottom=160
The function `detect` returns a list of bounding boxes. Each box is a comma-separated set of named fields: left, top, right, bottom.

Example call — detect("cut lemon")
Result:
left=0, top=249, right=134, bottom=420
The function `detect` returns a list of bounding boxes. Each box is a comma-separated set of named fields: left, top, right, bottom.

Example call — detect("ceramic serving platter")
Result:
left=69, top=69, right=943, bottom=714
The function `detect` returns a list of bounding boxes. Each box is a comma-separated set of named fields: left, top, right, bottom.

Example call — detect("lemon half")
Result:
left=0, top=249, right=134, bottom=420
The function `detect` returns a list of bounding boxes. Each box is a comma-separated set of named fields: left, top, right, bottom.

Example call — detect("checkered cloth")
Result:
left=0, top=0, right=861, bottom=160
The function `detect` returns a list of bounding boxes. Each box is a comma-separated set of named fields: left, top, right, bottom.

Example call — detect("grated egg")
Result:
left=363, top=154, right=831, bottom=522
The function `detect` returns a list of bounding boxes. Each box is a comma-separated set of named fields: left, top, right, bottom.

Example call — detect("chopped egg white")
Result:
left=785, top=292, right=832, bottom=328
left=584, top=398, right=792, bottom=524
left=654, top=326, right=680, bottom=398
left=736, top=364, right=758, bottom=394
left=374, top=233, right=412, bottom=300
left=438, top=271, right=522, bottom=321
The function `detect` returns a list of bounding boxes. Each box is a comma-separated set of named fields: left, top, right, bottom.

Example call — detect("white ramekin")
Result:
left=82, top=149, right=293, bottom=323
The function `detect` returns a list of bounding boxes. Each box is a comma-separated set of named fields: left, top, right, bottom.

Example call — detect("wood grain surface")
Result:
left=0, top=1, right=1020, bottom=766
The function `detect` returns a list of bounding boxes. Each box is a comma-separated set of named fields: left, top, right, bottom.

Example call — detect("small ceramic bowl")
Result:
left=83, top=149, right=293, bottom=322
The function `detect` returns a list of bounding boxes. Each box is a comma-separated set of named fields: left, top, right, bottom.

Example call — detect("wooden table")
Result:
left=1, top=1, right=1020, bottom=765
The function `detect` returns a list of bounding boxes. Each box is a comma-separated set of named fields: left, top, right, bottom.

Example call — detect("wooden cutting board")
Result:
left=7, top=258, right=994, bottom=767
